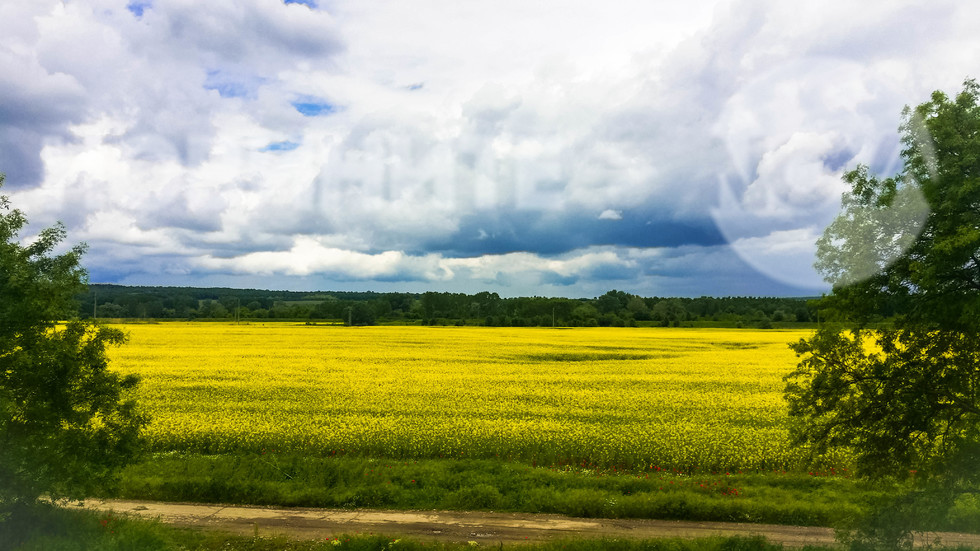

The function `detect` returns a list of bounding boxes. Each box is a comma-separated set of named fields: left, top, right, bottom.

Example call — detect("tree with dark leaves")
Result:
left=0, top=173, right=146, bottom=512
left=786, top=80, right=980, bottom=548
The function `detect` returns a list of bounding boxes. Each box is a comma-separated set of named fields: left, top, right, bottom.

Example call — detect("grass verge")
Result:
left=7, top=501, right=979, bottom=551
left=0, top=501, right=830, bottom=551
left=104, top=452, right=977, bottom=532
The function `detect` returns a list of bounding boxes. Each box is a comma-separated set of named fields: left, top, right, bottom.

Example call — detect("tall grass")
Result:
left=110, top=453, right=890, bottom=528
left=0, top=501, right=836, bottom=551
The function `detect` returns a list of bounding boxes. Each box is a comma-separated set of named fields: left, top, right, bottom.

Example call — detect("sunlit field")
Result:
left=109, top=324, right=843, bottom=472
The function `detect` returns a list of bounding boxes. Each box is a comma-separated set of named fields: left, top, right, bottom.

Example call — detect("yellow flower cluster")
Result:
left=109, top=323, right=841, bottom=471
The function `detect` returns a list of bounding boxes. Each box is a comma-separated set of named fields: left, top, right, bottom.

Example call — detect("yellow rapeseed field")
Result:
left=109, top=323, right=841, bottom=471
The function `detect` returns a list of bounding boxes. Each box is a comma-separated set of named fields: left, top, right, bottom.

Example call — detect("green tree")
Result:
left=346, top=302, right=376, bottom=326
left=0, top=175, right=146, bottom=510
left=651, top=299, right=685, bottom=325
left=198, top=299, right=228, bottom=318
left=570, top=303, right=599, bottom=326
left=626, top=295, right=651, bottom=320
left=785, top=80, right=980, bottom=547
left=595, top=290, right=628, bottom=314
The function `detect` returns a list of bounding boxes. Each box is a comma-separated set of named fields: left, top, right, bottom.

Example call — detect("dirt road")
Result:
left=79, top=499, right=980, bottom=548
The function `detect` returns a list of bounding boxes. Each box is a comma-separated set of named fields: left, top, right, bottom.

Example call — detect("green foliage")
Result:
left=815, top=80, right=980, bottom=327
left=5, top=502, right=976, bottom=551
left=80, top=284, right=816, bottom=328
left=787, top=328, right=980, bottom=481
left=1, top=501, right=175, bottom=551
left=788, top=79, right=980, bottom=479
left=346, top=302, right=377, bottom=326
left=2, top=503, right=837, bottom=551
left=103, top=453, right=960, bottom=530
left=0, top=175, right=146, bottom=508
left=786, top=80, right=980, bottom=546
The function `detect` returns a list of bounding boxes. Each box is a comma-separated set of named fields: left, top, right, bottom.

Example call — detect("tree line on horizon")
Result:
left=79, top=284, right=827, bottom=328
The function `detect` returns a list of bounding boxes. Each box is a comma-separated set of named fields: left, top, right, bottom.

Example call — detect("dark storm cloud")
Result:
left=0, top=131, right=55, bottom=189
left=0, top=55, right=85, bottom=188
left=420, top=209, right=725, bottom=257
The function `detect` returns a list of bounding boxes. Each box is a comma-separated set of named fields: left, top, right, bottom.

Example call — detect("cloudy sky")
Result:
left=2, top=0, right=977, bottom=297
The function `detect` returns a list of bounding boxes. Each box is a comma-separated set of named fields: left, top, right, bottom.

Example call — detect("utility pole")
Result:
left=93, top=290, right=97, bottom=319
left=236, top=297, right=240, bottom=325
left=347, top=306, right=352, bottom=327
left=552, top=306, right=556, bottom=328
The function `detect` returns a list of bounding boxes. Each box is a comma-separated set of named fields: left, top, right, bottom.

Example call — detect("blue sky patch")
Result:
left=126, top=1, right=152, bottom=17
left=204, top=70, right=262, bottom=99
left=205, top=81, right=248, bottom=99
left=284, top=0, right=317, bottom=7
left=261, top=141, right=300, bottom=152
left=292, top=98, right=337, bottom=116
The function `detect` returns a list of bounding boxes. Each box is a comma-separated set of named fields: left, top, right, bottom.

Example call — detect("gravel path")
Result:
left=81, top=499, right=980, bottom=548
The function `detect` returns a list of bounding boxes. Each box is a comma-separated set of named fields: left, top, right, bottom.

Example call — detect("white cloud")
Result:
left=193, top=238, right=637, bottom=285
left=728, top=228, right=825, bottom=290
left=2, top=0, right=978, bottom=295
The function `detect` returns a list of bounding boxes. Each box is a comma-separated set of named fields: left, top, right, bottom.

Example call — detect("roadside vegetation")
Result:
left=0, top=502, right=935, bottom=551
left=7, top=503, right=980, bottom=551
left=111, top=452, right=980, bottom=532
